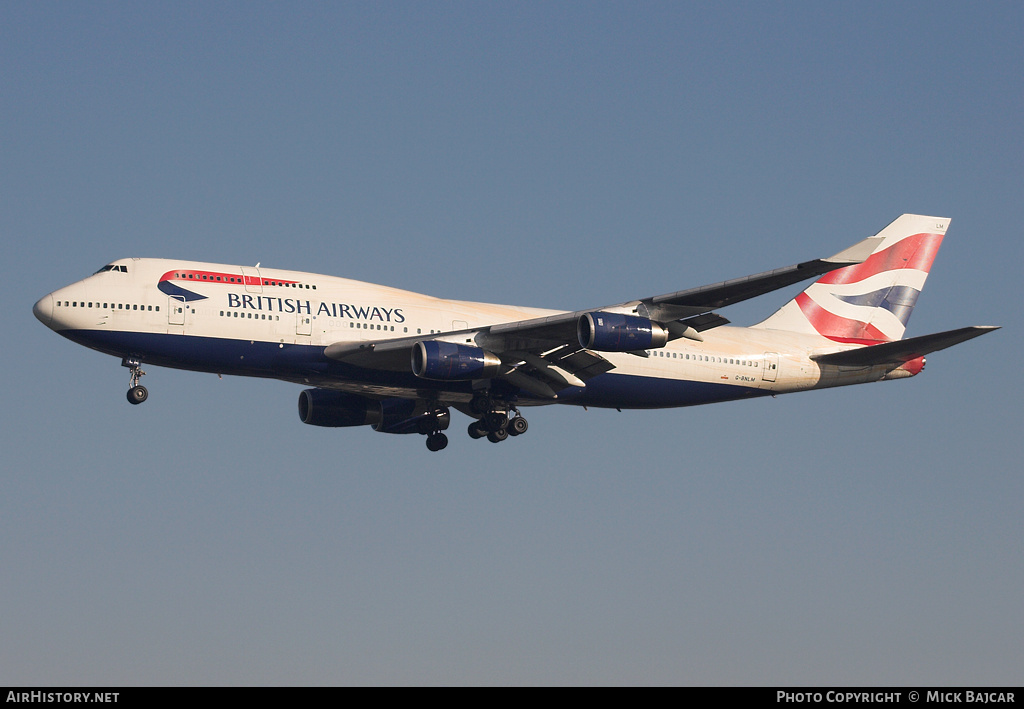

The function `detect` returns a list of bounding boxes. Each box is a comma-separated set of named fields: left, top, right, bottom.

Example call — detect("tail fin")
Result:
left=754, top=214, right=948, bottom=344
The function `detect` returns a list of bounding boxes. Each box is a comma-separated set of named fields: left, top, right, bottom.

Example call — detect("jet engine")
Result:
left=297, top=389, right=380, bottom=428
left=577, top=312, right=669, bottom=352
left=412, top=341, right=501, bottom=380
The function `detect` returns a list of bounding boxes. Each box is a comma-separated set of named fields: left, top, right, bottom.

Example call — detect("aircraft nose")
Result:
left=33, top=294, right=53, bottom=327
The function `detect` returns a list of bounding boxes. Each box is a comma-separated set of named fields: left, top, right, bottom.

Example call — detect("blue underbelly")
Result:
left=60, top=329, right=768, bottom=408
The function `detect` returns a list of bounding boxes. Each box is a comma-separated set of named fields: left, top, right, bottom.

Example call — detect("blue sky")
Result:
left=2, top=2, right=1021, bottom=685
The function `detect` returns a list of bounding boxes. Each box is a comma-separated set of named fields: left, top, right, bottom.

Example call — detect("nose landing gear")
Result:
left=122, top=357, right=148, bottom=405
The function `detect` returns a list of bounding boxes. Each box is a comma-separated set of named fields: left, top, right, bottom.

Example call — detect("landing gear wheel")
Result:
left=508, top=416, right=528, bottom=436
left=487, top=428, right=509, bottom=443
left=484, top=411, right=509, bottom=432
left=469, top=395, right=491, bottom=418
left=468, top=420, right=488, bottom=439
left=122, top=357, right=148, bottom=406
left=426, top=432, right=448, bottom=451
left=127, top=385, right=148, bottom=405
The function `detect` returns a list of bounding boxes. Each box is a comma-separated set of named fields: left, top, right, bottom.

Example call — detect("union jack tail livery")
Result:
left=755, top=214, right=947, bottom=344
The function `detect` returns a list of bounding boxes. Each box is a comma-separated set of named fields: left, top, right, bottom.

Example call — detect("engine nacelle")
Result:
left=298, top=389, right=380, bottom=428
left=412, top=341, right=501, bottom=380
left=578, top=312, right=669, bottom=352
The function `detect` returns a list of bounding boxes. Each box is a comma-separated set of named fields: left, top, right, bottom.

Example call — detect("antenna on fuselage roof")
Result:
left=255, top=262, right=261, bottom=268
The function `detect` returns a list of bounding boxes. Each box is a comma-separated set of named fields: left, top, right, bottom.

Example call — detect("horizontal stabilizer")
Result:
left=811, top=326, right=999, bottom=366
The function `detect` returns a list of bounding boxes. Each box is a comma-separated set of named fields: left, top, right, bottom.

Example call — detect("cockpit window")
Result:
left=93, top=265, right=128, bottom=274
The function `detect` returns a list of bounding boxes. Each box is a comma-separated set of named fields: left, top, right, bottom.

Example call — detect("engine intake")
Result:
left=412, top=341, right=501, bottom=380
left=578, top=312, right=669, bottom=352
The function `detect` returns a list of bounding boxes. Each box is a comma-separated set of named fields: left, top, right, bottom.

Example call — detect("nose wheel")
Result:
left=122, top=357, right=148, bottom=405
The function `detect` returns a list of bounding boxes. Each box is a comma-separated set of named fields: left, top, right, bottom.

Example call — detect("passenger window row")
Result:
left=349, top=322, right=399, bottom=332
left=57, top=301, right=159, bottom=312
left=219, top=311, right=280, bottom=320
left=648, top=350, right=759, bottom=367
left=174, top=272, right=316, bottom=289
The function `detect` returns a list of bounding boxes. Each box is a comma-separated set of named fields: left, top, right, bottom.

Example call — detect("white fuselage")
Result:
left=34, top=258, right=908, bottom=410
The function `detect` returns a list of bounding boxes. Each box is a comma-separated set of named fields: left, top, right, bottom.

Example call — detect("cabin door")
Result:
left=762, top=352, right=779, bottom=382
left=168, top=296, right=185, bottom=326
left=240, top=266, right=263, bottom=294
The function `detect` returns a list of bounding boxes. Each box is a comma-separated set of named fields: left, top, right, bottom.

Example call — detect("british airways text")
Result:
left=226, top=294, right=405, bottom=322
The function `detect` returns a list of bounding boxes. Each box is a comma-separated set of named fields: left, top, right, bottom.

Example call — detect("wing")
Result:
left=325, top=234, right=882, bottom=397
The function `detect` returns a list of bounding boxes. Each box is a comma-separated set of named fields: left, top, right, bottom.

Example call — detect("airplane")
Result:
left=32, top=214, right=997, bottom=452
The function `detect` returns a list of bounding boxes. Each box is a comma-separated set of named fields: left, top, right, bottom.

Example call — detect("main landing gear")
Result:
left=122, top=357, right=148, bottom=405
left=425, top=431, right=448, bottom=452
left=419, top=398, right=528, bottom=451
left=418, top=405, right=451, bottom=452
left=466, top=395, right=529, bottom=445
